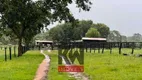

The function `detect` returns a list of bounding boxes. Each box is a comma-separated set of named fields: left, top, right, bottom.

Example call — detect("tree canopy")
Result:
left=0, top=0, right=92, bottom=56
left=48, top=20, right=94, bottom=42
left=85, top=27, right=100, bottom=38
left=48, top=20, right=110, bottom=42
left=93, top=23, right=110, bottom=38
left=127, top=33, right=142, bottom=42
left=107, top=30, right=122, bottom=42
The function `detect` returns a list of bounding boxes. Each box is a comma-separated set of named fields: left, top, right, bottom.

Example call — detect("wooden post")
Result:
left=51, top=44, right=53, bottom=50
left=86, top=44, right=87, bottom=52
left=110, top=43, right=112, bottom=54
left=94, top=48, right=95, bottom=53
left=131, top=42, right=135, bottom=54
left=9, top=47, right=12, bottom=60
left=119, top=42, right=122, bottom=54
left=5, top=47, right=7, bottom=61
left=14, top=46, right=16, bottom=57
left=90, top=44, right=91, bottom=53
left=39, top=45, right=40, bottom=50
left=98, top=43, right=100, bottom=53
left=102, top=43, right=105, bottom=54
left=140, top=42, right=142, bottom=49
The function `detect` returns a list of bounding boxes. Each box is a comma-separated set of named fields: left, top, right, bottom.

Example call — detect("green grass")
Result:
left=121, top=48, right=142, bottom=54
left=44, top=50, right=75, bottom=80
left=0, top=49, right=6, bottom=61
left=45, top=48, right=142, bottom=80
left=0, top=50, right=44, bottom=80
left=1, top=48, right=142, bottom=80
left=84, top=48, right=142, bottom=80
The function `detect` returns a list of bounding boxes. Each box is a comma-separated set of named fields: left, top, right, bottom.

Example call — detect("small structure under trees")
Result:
left=35, top=40, right=54, bottom=50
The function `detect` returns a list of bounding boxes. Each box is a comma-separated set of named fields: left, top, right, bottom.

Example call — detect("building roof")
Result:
left=71, top=40, right=82, bottom=42
left=82, top=37, right=106, bottom=41
left=35, top=40, right=53, bottom=43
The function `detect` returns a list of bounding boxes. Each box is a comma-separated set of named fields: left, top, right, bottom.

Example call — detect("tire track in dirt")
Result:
left=34, top=50, right=50, bottom=80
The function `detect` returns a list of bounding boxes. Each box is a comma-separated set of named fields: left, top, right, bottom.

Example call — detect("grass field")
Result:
left=44, top=50, right=75, bottom=80
left=84, top=49, right=142, bottom=80
left=0, top=49, right=74, bottom=80
left=1, top=48, right=142, bottom=80
left=46, top=48, right=142, bottom=80
left=0, top=50, right=44, bottom=80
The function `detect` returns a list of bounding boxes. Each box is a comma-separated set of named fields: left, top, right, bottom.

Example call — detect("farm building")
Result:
left=82, top=37, right=106, bottom=43
left=35, top=40, right=54, bottom=50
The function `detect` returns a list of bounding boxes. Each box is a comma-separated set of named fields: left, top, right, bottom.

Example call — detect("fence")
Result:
left=0, top=45, right=31, bottom=61
left=52, top=42, right=142, bottom=54
left=2, top=42, right=141, bottom=61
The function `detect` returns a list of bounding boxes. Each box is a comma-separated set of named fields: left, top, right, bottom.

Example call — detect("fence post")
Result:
left=51, top=44, right=53, bottom=50
left=119, top=42, right=122, bottom=54
left=85, top=43, right=88, bottom=52
left=14, top=46, right=16, bottom=57
left=98, top=43, right=100, bottom=53
left=102, top=43, right=105, bottom=54
left=5, top=47, right=7, bottom=61
left=93, top=44, right=96, bottom=53
left=90, top=44, right=91, bottom=53
left=9, top=47, right=12, bottom=60
left=131, top=42, right=135, bottom=54
left=38, top=45, right=40, bottom=50
left=94, top=48, right=95, bottom=53
left=110, top=42, right=112, bottom=54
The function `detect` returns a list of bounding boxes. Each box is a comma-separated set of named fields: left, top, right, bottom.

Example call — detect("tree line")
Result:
left=0, top=0, right=92, bottom=56
left=107, top=31, right=142, bottom=42
left=48, top=20, right=110, bottom=42
left=34, top=20, right=142, bottom=43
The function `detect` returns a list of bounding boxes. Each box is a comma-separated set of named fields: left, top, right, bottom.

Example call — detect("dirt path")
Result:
left=34, top=50, right=89, bottom=80
left=34, top=50, right=50, bottom=80
left=61, top=56, right=89, bottom=80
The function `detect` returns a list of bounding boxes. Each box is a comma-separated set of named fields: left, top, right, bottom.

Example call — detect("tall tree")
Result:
left=0, top=0, right=92, bottom=56
left=93, top=23, right=110, bottom=38
left=107, top=30, right=121, bottom=42
left=49, top=23, right=74, bottom=42
left=49, top=25, right=65, bottom=42
left=0, top=0, right=48, bottom=56
left=78, top=20, right=93, bottom=37
left=49, top=21, right=93, bottom=42
left=85, top=27, right=100, bottom=38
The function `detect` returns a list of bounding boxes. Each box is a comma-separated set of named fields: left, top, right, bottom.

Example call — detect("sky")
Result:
left=65, top=0, right=142, bottom=36
left=33, top=0, right=142, bottom=36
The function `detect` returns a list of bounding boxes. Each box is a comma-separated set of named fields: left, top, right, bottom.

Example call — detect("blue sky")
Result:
left=66, top=0, right=142, bottom=36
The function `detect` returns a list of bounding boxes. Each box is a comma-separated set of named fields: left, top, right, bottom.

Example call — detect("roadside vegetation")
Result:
left=0, top=50, right=44, bottom=80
